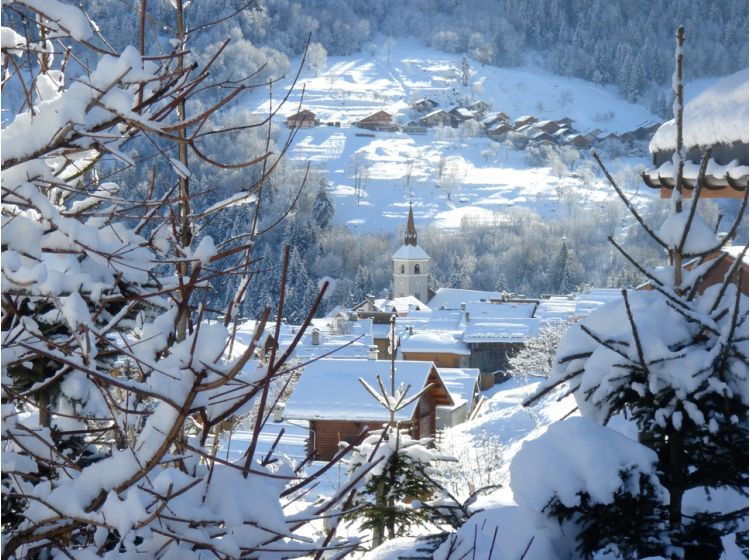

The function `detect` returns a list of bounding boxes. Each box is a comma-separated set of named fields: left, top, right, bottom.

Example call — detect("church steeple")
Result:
left=393, top=203, right=430, bottom=303
left=405, top=203, right=417, bottom=246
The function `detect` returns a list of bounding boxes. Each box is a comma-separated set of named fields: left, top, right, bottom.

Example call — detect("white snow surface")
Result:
left=510, top=416, right=663, bottom=511
left=650, top=70, right=749, bottom=152
left=283, top=358, right=447, bottom=421
left=245, top=38, right=662, bottom=233
left=392, top=243, right=431, bottom=260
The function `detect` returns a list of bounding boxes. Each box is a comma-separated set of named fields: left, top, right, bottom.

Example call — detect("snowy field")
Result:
left=246, top=38, right=665, bottom=232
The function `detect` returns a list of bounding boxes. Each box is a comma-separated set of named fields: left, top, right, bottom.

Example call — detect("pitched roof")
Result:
left=462, top=318, right=540, bottom=344
left=400, top=330, right=471, bottom=355
left=437, top=367, right=480, bottom=407
left=373, top=296, right=431, bottom=313
left=650, top=70, right=749, bottom=153
left=284, top=359, right=451, bottom=421
left=427, top=288, right=503, bottom=309
left=392, top=243, right=430, bottom=260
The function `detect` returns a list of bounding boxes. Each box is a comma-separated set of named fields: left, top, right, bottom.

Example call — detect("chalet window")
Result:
left=400, top=264, right=405, bottom=274
left=414, top=264, right=420, bottom=273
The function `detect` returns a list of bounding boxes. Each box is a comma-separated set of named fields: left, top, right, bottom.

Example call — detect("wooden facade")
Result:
left=467, top=341, right=524, bottom=374
left=303, top=365, right=453, bottom=461
left=286, top=109, right=317, bottom=129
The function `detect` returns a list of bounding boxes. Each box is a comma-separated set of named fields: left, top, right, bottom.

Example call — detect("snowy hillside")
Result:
left=247, top=38, right=661, bottom=232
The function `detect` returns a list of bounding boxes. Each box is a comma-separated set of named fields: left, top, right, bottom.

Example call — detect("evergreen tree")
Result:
left=350, top=264, right=374, bottom=305
left=284, top=246, right=318, bottom=323
left=345, top=322, right=444, bottom=549
left=312, top=179, right=335, bottom=229
left=449, top=255, right=472, bottom=289
left=529, top=29, right=749, bottom=559
left=559, top=244, right=583, bottom=294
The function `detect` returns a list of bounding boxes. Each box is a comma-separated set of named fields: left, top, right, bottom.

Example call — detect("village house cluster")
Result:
left=232, top=208, right=625, bottom=460
left=286, top=98, right=661, bottom=151
left=257, top=72, right=749, bottom=462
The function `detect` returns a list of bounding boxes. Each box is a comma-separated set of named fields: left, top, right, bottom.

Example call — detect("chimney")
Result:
left=368, top=345, right=379, bottom=360
left=460, top=302, right=466, bottom=311
left=366, top=294, right=375, bottom=306
left=311, top=328, right=320, bottom=345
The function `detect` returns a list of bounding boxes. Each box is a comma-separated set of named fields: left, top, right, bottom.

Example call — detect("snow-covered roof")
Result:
left=277, top=331, right=374, bottom=361
left=534, top=297, right=578, bottom=321
left=573, top=289, right=625, bottom=316
left=437, top=367, right=480, bottom=407
left=373, top=295, right=431, bottom=313
left=427, top=288, right=503, bottom=309
left=395, top=309, right=464, bottom=332
left=283, top=359, right=444, bottom=421
left=392, top=243, right=430, bottom=260
left=400, top=330, right=471, bottom=355
left=464, top=301, right=537, bottom=319
left=462, top=318, right=540, bottom=344
left=650, top=70, right=749, bottom=153
left=723, top=245, right=750, bottom=266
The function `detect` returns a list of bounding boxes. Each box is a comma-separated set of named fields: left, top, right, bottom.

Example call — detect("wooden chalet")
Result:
left=514, top=115, right=538, bottom=128
left=286, top=109, right=317, bottom=129
left=449, top=106, right=475, bottom=122
left=535, top=120, right=563, bottom=134
left=556, top=117, right=574, bottom=129
left=283, top=359, right=454, bottom=460
left=469, top=100, right=491, bottom=115
left=567, top=133, right=591, bottom=149
left=419, top=109, right=458, bottom=128
left=487, top=121, right=514, bottom=139
left=356, top=110, right=398, bottom=131
left=642, top=71, right=748, bottom=199
left=687, top=247, right=749, bottom=297
left=400, top=329, right=470, bottom=368
left=412, top=98, right=439, bottom=113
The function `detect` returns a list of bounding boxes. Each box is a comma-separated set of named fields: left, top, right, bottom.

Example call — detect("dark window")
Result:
left=414, top=264, right=420, bottom=273
left=400, top=264, right=405, bottom=273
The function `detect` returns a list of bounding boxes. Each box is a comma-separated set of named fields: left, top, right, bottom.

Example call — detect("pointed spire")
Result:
left=405, top=203, right=417, bottom=246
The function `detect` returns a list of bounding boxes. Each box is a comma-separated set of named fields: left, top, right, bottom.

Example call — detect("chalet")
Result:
left=286, top=109, right=317, bottom=129
left=283, top=359, right=454, bottom=460
left=420, top=109, right=458, bottom=128
left=487, top=122, right=514, bottom=139
left=529, top=130, right=556, bottom=144
left=643, top=247, right=750, bottom=298
left=356, top=110, right=398, bottom=132
left=427, top=288, right=504, bottom=310
left=567, top=133, right=591, bottom=149
left=435, top=367, right=481, bottom=429
left=462, top=318, right=540, bottom=378
left=449, top=106, right=475, bottom=122
left=691, top=247, right=749, bottom=296
left=412, top=98, right=439, bottom=113
left=514, top=115, right=538, bottom=128
left=642, top=70, right=748, bottom=199
left=534, top=120, right=563, bottom=134
left=482, top=113, right=509, bottom=128
left=469, top=100, right=491, bottom=115
left=400, top=329, right=470, bottom=368
left=556, top=117, right=574, bottom=129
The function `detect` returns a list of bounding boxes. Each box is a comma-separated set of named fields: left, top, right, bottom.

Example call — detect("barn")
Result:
left=283, top=359, right=454, bottom=460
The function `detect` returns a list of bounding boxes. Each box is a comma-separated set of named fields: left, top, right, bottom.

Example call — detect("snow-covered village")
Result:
left=1, top=1, right=748, bottom=559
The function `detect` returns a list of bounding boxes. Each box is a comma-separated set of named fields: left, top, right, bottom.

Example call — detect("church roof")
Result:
left=393, top=243, right=430, bottom=260
left=393, top=203, right=430, bottom=260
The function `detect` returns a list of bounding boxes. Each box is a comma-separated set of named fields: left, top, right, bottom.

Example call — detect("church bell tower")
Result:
left=392, top=204, right=430, bottom=303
